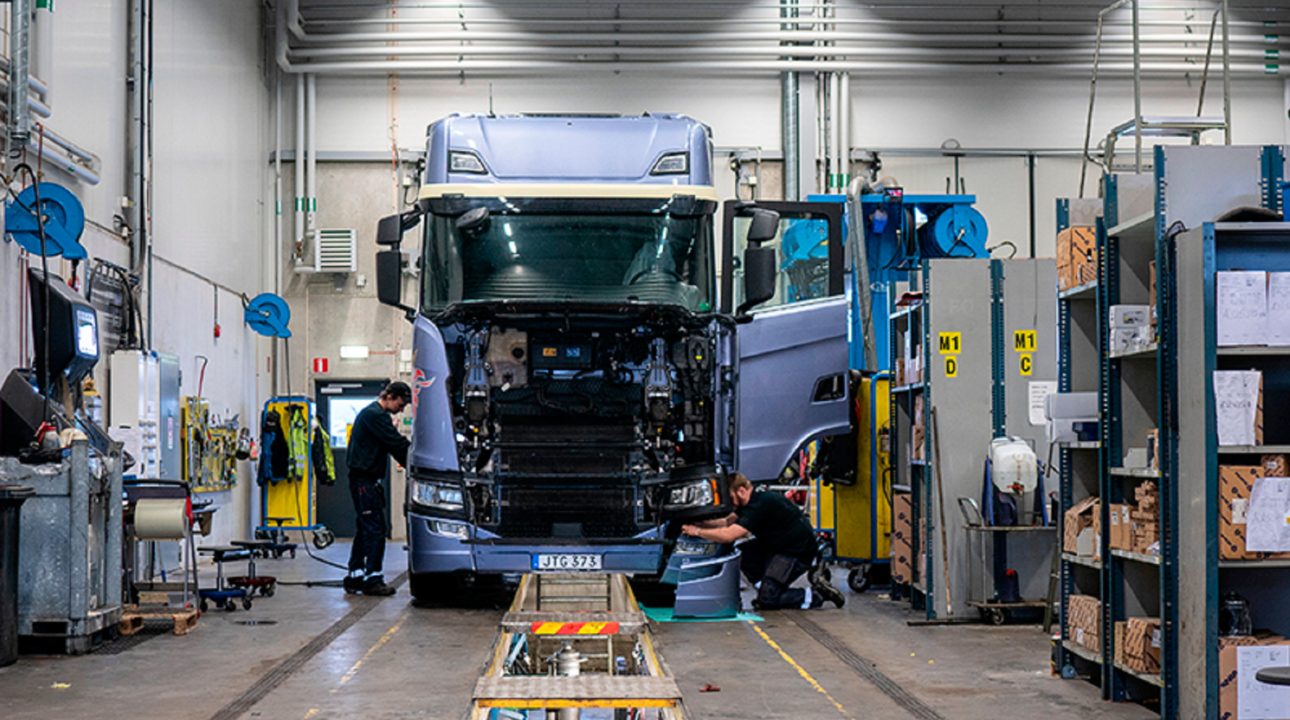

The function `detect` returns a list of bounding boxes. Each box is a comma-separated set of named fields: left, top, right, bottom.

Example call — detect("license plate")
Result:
left=532, top=554, right=602, bottom=572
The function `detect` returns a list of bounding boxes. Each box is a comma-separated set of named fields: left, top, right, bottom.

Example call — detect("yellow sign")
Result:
left=945, top=355, right=959, bottom=378
left=938, top=332, right=962, bottom=354
left=1014, top=330, right=1037, bottom=352
left=1020, top=353, right=1033, bottom=376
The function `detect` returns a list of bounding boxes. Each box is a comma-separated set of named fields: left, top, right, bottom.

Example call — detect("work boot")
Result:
left=813, top=580, right=846, bottom=609
left=343, top=576, right=363, bottom=594
left=362, top=581, right=397, bottom=597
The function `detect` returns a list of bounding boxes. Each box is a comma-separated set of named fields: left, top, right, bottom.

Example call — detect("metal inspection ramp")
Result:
left=474, top=676, right=682, bottom=709
left=469, top=573, right=687, bottom=719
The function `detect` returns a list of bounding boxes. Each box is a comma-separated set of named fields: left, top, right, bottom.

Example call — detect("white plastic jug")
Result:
left=991, top=437, right=1038, bottom=495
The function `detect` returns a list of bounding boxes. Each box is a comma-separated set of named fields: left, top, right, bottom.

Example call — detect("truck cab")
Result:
left=375, top=113, right=850, bottom=600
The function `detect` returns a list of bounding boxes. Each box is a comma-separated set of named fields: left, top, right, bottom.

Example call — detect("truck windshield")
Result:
left=421, top=197, right=715, bottom=314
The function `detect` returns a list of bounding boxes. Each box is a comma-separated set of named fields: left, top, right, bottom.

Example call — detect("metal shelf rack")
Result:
left=890, top=258, right=1056, bottom=621
left=1174, top=218, right=1290, bottom=719
left=1060, top=144, right=1286, bottom=719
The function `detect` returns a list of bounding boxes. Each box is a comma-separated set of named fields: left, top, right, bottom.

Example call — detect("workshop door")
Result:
left=316, top=380, right=392, bottom=538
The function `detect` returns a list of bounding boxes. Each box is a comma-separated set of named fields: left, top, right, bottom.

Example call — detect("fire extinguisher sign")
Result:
left=313, top=357, right=329, bottom=374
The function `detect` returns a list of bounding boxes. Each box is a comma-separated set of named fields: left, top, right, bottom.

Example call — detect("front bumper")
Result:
left=406, top=509, right=665, bottom=575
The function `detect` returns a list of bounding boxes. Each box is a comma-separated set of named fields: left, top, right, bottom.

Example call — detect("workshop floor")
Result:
left=0, top=543, right=1156, bottom=720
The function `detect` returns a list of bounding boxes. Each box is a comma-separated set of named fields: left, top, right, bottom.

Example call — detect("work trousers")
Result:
left=739, top=538, right=812, bottom=609
left=348, top=476, right=387, bottom=583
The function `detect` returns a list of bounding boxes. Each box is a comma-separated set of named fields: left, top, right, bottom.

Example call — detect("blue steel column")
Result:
left=1154, top=145, right=1179, bottom=718
left=989, top=260, right=1008, bottom=594
left=1098, top=212, right=1121, bottom=700
left=1201, top=224, right=1220, bottom=720
left=1057, top=199, right=1074, bottom=672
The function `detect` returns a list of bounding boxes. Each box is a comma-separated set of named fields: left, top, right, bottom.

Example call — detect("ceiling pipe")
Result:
left=8, top=0, right=30, bottom=160
left=283, top=29, right=1290, bottom=47
left=294, top=73, right=305, bottom=265
left=306, top=73, right=317, bottom=239
left=839, top=71, right=850, bottom=190
left=779, top=0, right=799, bottom=201
left=286, top=43, right=1290, bottom=60
left=272, top=57, right=1286, bottom=77
left=303, top=17, right=1286, bottom=30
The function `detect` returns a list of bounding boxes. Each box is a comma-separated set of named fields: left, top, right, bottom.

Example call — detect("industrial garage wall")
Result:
left=302, top=73, right=1288, bottom=262
left=278, top=162, right=414, bottom=541
left=0, top=0, right=271, bottom=550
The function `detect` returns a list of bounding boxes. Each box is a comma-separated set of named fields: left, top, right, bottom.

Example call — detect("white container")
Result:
left=990, top=437, right=1039, bottom=494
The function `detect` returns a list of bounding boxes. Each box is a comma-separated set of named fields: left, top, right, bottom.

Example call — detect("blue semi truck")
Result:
left=374, top=113, right=851, bottom=601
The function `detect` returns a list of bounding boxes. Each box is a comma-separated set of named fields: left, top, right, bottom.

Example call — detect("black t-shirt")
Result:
left=734, top=491, right=817, bottom=561
left=346, top=401, right=411, bottom=479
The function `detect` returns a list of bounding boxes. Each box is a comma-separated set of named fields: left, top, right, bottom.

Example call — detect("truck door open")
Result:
left=722, top=201, right=850, bottom=483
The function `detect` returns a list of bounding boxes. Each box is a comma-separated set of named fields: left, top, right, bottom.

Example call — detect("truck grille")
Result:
left=496, top=486, right=640, bottom=539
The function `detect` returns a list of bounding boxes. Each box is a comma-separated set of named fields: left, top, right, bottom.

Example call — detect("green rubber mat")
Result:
left=640, top=605, right=763, bottom=623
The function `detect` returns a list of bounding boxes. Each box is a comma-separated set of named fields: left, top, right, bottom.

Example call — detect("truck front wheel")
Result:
left=409, top=572, right=459, bottom=606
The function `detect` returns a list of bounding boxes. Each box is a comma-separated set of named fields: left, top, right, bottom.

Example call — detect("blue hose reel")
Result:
left=930, top=203, right=988, bottom=258
left=5, top=182, right=87, bottom=259
left=244, top=293, right=293, bottom=338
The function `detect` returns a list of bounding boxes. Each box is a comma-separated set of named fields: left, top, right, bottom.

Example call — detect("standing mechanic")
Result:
left=682, top=473, right=844, bottom=610
left=344, top=381, right=413, bottom=596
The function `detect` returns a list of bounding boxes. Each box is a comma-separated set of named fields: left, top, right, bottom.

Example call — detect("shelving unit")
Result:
left=1056, top=144, right=1284, bottom=719
left=1055, top=196, right=1108, bottom=691
left=890, top=258, right=1056, bottom=620
left=1174, top=219, right=1290, bottom=719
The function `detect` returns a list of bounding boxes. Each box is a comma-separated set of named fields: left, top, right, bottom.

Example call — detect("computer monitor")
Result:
left=28, top=268, right=100, bottom=391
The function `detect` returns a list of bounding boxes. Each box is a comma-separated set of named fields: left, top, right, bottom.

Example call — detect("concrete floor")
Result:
left=0, top=543, right=1157, bottom=720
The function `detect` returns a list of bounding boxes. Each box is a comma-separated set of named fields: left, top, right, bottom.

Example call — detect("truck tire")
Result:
left=409, top=572, right=457, bottom=606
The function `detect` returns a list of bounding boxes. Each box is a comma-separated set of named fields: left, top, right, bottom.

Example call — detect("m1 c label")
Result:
left=1020, top=353, right=1033, bottom=376
left=1014, top=330, right=1037, bottom=352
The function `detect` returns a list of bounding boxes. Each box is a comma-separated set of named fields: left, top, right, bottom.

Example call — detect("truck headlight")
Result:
left=668, top=479, right=716, bottom=507
left=411, top=478, right=465, bottom=511
left=650, top=152, right=689, bottom=175
left=430, top=520, right=470, bottom=540
left=449, top=150, right=487, bottom=174
left=674, top=538, right=713, bottom=556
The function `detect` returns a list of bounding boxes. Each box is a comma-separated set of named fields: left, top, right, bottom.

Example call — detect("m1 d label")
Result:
left=938, top=332, right=962, bottom=354
left=1014, top=330, right=1036, bottom=352
left=945, top=355, right=959, bottom=378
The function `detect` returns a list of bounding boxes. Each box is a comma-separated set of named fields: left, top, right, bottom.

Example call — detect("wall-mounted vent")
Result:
left=314, top=228, right=357, bottom=273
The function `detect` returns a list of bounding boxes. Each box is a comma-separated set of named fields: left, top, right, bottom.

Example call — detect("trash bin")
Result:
left=0, top=484, right=34, bottom=667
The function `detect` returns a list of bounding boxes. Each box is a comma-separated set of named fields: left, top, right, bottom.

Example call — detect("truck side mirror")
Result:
left=738, top=209, right=779, bottom=315
left=376, top=249, right=414, bottom=319
left=377, top=202, right=430, bottom=246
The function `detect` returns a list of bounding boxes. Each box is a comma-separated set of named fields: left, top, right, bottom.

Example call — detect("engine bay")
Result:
left=437, top=311, right=728, bottom=540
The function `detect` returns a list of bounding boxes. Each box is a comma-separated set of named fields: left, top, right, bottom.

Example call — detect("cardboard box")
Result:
left=891, top=493, right=914, bottom=584
left=1066, top=594, right=1102, bottom=654
left=1057, top=226, right=1097, bottom=292
left=1219, top=465, right=1290, bottom=561
left=912, top=425, right=925, bottom=461
left=1263, top=454, right=1289, bottom=478
left=1123, top=617, right=1162, bottom=674
left=1108, top=503, right=1131, bottom=550
left=1064, top=496, right=1099, bottom=554
left=1114, top=621, right=1128, bottom=665
left=1219, top=632, right=1290, bottom=720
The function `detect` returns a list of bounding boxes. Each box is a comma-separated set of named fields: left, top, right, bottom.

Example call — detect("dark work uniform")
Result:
left=735, top=491, right=819, bottom=609
left=346, top=401, right=411, bottom=584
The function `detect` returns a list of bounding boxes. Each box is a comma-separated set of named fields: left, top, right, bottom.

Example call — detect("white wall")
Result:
left=306, top=70, right=1289, bottom=261
left=0, top=0, right=271, bottom=547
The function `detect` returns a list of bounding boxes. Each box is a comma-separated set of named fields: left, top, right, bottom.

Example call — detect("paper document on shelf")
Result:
left=1238, top=645, right=1290, bottom=720
left=1217, top=271, right=1268, bottom=347
left=1028, top=381, right=1059, bottom=426
left=1214, top=370, right=1261, bottom=447
left=1246, top=477, right=1290, bottom=552
left=1269, top=273, right=1290, bottom=346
